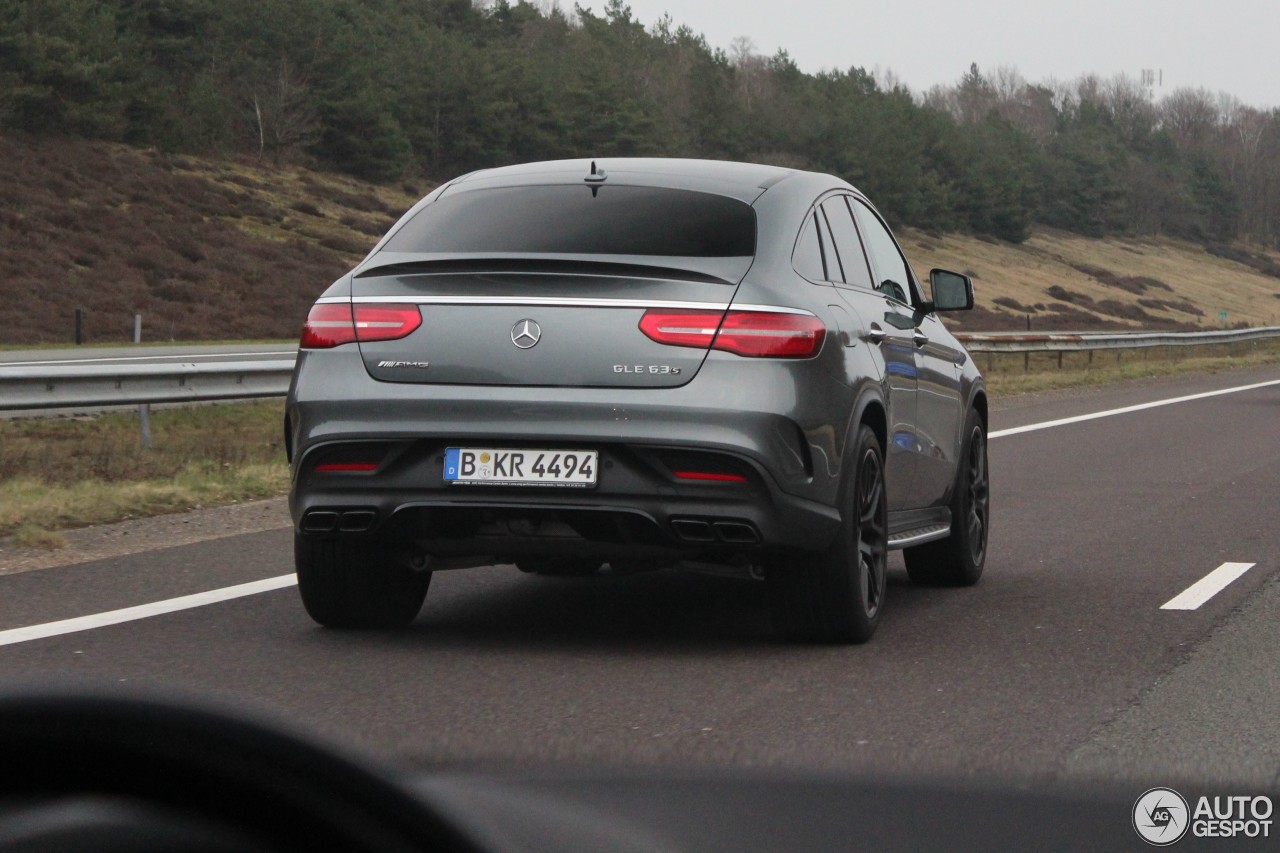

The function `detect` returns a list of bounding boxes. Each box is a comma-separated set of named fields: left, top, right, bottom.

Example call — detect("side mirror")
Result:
left=928, top=268, right=974, bottom=312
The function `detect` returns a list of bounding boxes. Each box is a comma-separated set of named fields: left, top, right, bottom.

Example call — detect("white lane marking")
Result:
left=0, top=575, right=297, bottom=647
left=2, top=351, right=297, bottom=368
left=989, top=378, right=1280, bottom=439
left=1160, top=562, right=1256, bottom=611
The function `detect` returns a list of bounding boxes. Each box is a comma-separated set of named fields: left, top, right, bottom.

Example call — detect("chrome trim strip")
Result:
left=730, top=304, right=817, bottom=316
left=328, top=296, right=731, bottom=310
left=318, top=295, right=817, bottom=317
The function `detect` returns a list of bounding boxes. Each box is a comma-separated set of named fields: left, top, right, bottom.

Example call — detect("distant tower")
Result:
left=1140, top=68, right=1163, bottom=91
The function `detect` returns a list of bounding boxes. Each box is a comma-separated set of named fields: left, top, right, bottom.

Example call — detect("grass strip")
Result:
left=983, top=346, right=1280, bottom=395
left=0, top=401, right=288, bottom=543
left=0, top=465, right=289, bottom=542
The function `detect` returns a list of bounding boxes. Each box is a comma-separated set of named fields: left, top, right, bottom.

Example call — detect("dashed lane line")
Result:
left=1161, top=563, right=1257, bottom=611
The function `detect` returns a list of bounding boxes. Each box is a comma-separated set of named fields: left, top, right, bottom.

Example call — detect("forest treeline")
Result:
left=4, top=0, right=1279, bottom=247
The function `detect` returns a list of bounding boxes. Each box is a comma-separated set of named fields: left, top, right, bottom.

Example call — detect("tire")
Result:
left=903, top=408, right=989, bottom=586
left=295, top=535, right=430, bottom=629
left=767, top=424, right=888, bottom=644
left=515, top=557, right=602, bottom=576
left=607, top=559, right=661, bottom=575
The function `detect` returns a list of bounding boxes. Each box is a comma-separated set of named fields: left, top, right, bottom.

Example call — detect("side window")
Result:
left=820, top=198, right=873, bottom=290
left=852, top=200, right=914, bottom=306
left=792, top=212, right=826, bottom=282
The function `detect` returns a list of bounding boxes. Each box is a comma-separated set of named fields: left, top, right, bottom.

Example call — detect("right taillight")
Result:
left=714, top=310, right=826, bottom=358
left=639, top=308, right=825, bottom=358
left=300, top=303, right=422, bottom=349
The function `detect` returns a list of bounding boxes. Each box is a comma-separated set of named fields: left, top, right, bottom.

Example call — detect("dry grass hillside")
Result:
left=905, top=228, right=1280, bottom=332
left=2, top=133, right=1279, bottom=344
left=0, top=134, right=421, bottom=345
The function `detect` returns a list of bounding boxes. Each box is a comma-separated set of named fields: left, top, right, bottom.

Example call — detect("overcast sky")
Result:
left=602, top=0, right=1276, bottom=109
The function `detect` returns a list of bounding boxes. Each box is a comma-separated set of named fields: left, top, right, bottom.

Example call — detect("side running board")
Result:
left=886, top=509, right=953, bottom=550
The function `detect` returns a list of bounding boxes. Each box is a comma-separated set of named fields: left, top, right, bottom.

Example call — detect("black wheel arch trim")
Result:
left=966, top=381, right=988, bottom=429
left=849, top=385, right=888, bottom=458
left=829, top=384, right=887, bottom=500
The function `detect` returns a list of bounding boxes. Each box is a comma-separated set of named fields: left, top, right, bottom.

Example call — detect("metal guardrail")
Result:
left=955, top=326, right=1280, bottom=353
left=1, top=326, right=1278, bottom=413
left=0, top=360, right=292, bottom=411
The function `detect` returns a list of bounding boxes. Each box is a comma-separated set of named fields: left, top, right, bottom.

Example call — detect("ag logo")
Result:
left=1134, top=787, right=1190, bottom=845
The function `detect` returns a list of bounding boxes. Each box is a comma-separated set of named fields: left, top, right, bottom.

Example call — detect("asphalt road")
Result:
left=0, top=365, right=1277, bottom=796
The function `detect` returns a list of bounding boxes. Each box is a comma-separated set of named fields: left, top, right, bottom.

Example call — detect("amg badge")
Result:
left=377, top=360, right=430, bottom=369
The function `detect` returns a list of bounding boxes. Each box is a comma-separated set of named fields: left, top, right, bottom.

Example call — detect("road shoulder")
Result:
left=0, top=497, right=290, bottom=576
left=1065, top=572, right=1280, bottom=789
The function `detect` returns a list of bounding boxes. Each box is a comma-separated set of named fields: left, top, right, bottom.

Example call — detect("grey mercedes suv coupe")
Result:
left=285, top=158, right=988, bottom=643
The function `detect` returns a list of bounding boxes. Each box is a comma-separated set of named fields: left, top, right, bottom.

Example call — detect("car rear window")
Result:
left=381, top=185, right=756, bottom=257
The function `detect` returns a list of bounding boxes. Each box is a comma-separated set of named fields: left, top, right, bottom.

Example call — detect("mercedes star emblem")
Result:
left=511, top=319, right=542, bottom=349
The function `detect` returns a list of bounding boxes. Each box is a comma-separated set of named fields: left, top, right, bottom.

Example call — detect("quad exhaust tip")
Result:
left=671, top=519, right=715, bottom=542
left=713, top=521, right=760, bottom=544
left=670, top=518, right=760, bottom=545
left=302, top=509, right=377, bottom=534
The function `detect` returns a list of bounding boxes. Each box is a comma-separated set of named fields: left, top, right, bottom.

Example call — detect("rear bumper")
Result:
left=287, top=348, right=855, bottom=564
left=290, top=437, right=841, bottom=564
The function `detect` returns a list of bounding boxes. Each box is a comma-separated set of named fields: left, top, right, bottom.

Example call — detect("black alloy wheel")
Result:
left=904, top=409, right=988, bottom=586
left=961, top=421, right=990, bottom=566
left=767, top=424, right=888, bottom=643
left=855, top=440, right=889, bottom=622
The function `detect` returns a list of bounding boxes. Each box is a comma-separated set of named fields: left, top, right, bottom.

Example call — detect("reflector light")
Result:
left=300, top=303, right=422, bottom=349
left=673, top=470, right=748, bottom=483
left=314, top=462, right=379, bottom=472
left=638, top=308, right=825, bottom=358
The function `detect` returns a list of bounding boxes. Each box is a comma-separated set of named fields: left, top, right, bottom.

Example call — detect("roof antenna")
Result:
left=585, top=160, right=607, bottom=196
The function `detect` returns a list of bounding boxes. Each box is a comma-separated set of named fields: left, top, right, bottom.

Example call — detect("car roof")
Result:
left=446, top=158, right=804, bottom=203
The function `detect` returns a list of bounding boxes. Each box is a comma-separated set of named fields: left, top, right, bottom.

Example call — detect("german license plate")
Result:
left=444, top=448, right=598, bottom=487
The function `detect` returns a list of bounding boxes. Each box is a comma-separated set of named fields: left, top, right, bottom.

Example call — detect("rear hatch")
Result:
left=349, top=183, right=757, bottom=389
left=352, top=260, right=747, bottom=388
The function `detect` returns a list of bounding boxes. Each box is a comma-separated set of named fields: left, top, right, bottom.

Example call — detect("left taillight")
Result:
left=300, top=304, right=356, bottom=348
left=300, top=303, right=422, bottom=349
left=639, top=308, right=825, bottom=358
left=638, top=309, right=723, bottom=350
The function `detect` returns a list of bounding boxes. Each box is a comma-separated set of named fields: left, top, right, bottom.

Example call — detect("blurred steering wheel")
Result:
left=0, top=689, right=479, bottom=853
